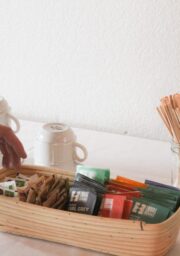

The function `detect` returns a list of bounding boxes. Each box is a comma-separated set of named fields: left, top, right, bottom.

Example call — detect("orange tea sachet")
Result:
left=115, top=176, right=148, bottom=189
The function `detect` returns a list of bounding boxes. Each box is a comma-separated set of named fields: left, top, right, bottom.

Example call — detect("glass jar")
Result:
left=171, top=141, right=180, bottom=188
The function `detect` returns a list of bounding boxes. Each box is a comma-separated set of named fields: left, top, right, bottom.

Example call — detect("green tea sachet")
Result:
left=139, top=184, right=180, bottom=211
left=76, top=165, right=110, bottom=185
left=130, top=198, right=171, bottom=224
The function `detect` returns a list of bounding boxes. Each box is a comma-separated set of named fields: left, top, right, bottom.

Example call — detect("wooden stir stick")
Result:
left=157, top=93, right=180, bottom=143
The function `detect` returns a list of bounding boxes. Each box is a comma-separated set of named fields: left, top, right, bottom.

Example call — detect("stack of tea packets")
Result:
left=0, top=174, right=28, bottom=197
left=67, top=166, right=108, bottom=215
left=67, top=165, right=180, bottom=224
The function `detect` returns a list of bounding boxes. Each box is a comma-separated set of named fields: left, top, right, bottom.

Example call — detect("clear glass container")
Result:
left=171, top=141, right=180, bottom=188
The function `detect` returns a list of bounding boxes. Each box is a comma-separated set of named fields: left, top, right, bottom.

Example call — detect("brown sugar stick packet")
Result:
left=26, top=188, right=37, bottom=204
left=33, top=174, right=54, bottom=190
left=56, top=187, right=67, bottom=201
left=52, top=193, right=68, bottom=209
left=46, top=178, right=69, bottom=209
left=56, top=179, right=70, bottom=209
left=17, top=176, right=40, bottom=202
left=23, top=175, right=45, bottom=204
left=36, top=175, right=55, bottom=204
left=57, top=200, right=67, bottom=210
left=49, top=184, right=68, bottom=209
left=43, top=190, right=60, bottom=207
left=41, top=175, right=55, bottom=192
left=48, top=176, right=62, bottom=192
left=18, top=175, right=54, bottom=204
left=47, top=177, right=67, bottom=199
left=29, top=175, right=45, bottom=192
left=18, top=186, right=30, bottom=202
left=45, top=184, right=66, bottom=207
left=60, top=178, right=69, bottom=194
left=37, top=184, right=50, bottom=204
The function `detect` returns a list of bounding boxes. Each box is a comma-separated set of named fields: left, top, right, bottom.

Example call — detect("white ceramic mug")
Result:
left=33, top=123, right=88, bottom=171
left=0, top=96, right=20, bottom=133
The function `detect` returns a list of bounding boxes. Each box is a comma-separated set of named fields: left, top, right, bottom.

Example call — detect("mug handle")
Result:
left=73, top=142, right=88, bottom=163
left=7, top=113, right=20, bottom=133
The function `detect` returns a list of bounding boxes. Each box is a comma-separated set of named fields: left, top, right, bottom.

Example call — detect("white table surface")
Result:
left=0, top=119, right=179, bottom=256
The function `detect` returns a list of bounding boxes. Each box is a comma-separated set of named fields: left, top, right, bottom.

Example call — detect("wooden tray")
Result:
left=0, top=165, right=179, bottom=256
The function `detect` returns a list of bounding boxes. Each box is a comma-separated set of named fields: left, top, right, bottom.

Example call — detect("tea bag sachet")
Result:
left=76, top=165, right=110, bottom=185
left=99, top=194, right=127, bottom=218
left=67, top=186, right=98, bottom=215
left=130, top=198, right=171, bottom=224
left=0, top=180, right=17, bottom=197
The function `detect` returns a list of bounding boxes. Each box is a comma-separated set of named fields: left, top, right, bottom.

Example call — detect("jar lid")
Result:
left=36, top=123, right=76, bottom=143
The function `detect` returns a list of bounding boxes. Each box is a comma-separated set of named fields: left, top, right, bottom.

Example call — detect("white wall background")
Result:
left=0, top=0, right=180, bottom=141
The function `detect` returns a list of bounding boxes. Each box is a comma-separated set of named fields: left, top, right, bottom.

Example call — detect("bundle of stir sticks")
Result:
left=157, top=93, right=180, bottom=143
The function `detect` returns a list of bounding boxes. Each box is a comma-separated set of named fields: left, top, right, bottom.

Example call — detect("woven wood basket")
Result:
left=0, top=165, right=179, bottom=256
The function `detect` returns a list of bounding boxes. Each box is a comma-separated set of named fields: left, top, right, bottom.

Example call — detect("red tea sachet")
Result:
left=99, top=194, right=126, bottom=218
left=122, top=199, right=133, bottom=219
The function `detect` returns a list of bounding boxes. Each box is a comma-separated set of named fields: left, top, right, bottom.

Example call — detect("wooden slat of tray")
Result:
left=0, top=196, right=179, bottom=236
left=0, top=165, right=179, bottom=256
